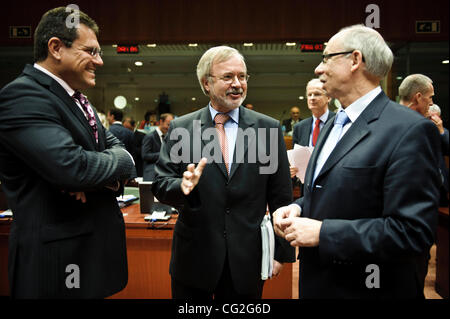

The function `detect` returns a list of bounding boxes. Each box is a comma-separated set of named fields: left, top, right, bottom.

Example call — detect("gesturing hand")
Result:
left=272, top=204, right=301, bottom=237
left=181, top=157, right=207, bottom=195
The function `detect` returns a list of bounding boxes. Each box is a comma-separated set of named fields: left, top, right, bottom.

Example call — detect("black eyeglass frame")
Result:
left=321, top=50, right=365, bottom=63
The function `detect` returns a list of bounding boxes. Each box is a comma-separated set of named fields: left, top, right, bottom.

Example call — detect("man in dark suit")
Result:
left=0, top=7, right=136, bottom=298
left=399, top=75, right=449, bottom=207
left=107, top=108, right=134, bottom=155
left=291, top=79, right=335, bottom=185
left=152, top=46, right=295, bottom=299
left=123, top=116, right=146, bottom=177
left=282, top=106, right=301, bottom=136
left=273, top=25, right=441, bottom=299
left=142, top=113, right=173, bottom=181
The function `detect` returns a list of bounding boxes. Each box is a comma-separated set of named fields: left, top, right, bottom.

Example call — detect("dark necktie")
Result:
left=214, top=113, right=230, bottom=174
left=72, top=91, right=98, bottom=143
left=312, top=118, right=321, bottom=146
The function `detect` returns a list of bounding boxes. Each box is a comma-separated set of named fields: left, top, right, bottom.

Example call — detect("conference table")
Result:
left=0, top=202, right=293, bottom=299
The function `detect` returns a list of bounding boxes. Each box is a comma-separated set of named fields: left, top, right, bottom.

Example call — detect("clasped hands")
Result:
left=273, top=204, right=322, bottom=247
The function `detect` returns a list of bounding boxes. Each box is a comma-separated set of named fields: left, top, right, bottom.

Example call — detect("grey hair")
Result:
left=196, top=46, right=246, bottom=96
left=428, top=104, right=441, bottom=115
left=338, top=24, right=393, bottom=79
left=398, top=74, right=433, bottom=102
left=306, top=78, right=328, bottom=95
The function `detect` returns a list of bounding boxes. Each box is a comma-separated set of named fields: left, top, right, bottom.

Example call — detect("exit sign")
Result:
left=116, top=45, right=139, bottom=54
left=416, top=21, right=440, bottom=33
left=300, top=43, right=324, bottom=52
left=9, top=26, right=31, bottom=38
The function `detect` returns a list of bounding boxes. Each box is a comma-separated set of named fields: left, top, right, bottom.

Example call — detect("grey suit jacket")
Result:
left=295, top=91, right=440, bottom=298
left=152, top=105, right=295, bottom=295
left=0, top=65, right=136, bottom=298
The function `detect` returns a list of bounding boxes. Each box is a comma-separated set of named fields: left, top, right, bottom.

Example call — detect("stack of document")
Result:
left=260, top=213, right=275, bottom=280
left=116, top=195, right=138, bottom=208
left=287, top=144, right=314, bottom=183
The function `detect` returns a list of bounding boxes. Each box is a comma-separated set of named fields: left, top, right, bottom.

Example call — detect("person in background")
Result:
left=141, top=113, right=173, bottom=181
left=282, top=106, right=301, bottom=136
left=244, top=103, right=254, bottom=110
left=123, top=116, right=146, bottom=177
left=152, top=45, right=295, bottom=299
left=273, top=24, right=440, bottom=299
left=399, top=76, right=448, bottom=207
left=107, top=108, right=134, bottom=155
left=0, top=7, right=136, bottom=298
left=290, top=78, right=335, bottom=191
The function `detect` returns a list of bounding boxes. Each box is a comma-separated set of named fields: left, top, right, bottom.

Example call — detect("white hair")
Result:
left=338, top=24, right=394, bottom=79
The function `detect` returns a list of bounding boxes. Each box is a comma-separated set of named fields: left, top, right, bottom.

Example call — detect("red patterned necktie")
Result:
left=73, top=91, right=98, bottom=143
left=214, top=113, right=230, bottom=174
left=312, top=118, right=321, bottom=146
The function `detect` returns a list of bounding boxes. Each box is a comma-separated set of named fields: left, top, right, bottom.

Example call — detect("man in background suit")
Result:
left=152, top=46, right=295, bottom=299
left=399, top=75, right=448, bottom=207
left=0, top=7, right=136, bottom=298
left=142, top=113, right=173, bottom=181
left=123, top=116, right=146, bottom=177
left=282, top=106, right=301, bottom=136
left=107, top=108, right=134, bottom=155
left=291, top=79, right=335, bottom=183
left=273, top=24, right=440, bottom=298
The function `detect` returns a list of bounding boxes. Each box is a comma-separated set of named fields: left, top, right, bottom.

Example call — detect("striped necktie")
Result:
left=214, top=113, right=230, bottom=174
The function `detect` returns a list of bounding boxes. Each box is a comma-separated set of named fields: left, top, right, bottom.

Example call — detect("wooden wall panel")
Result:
left=1, top=0, right=448, bottom=45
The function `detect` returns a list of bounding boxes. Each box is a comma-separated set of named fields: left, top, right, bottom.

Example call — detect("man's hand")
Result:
left=181, top=157, right=207, bottom=195
left=289, top=166, right=299, bottom=178
left=69, top=191, right=87, bottom=203
left=273, top=204, right=301, bottom=237
left=430, top=114, right=445, bottom=134
left=271, top=260, right=283, bottom=277
left=280, top=217, right=322, bottom=247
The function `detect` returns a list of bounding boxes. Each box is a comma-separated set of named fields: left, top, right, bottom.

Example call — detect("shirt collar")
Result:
left=338, top=86, right=382, bottom=123
left=313, top=109, right=330, bottom=123
left=208, top=103, right=239, bottom=124
left=33, top=63, right=75, bottom=97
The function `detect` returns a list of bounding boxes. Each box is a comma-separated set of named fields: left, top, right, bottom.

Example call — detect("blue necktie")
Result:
left=312, top=110, right=350, bottom=184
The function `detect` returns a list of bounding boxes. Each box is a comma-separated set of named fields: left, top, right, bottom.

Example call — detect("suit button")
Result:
left=223, top=231, right=227, bottom=238
left=226, top=208, right=231, bottom=214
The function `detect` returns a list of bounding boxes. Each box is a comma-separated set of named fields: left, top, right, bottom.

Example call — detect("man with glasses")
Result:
left=273, top=25, right=441, bottom=298
left=0, top=7, right=136, bottom=298
left=152, top=46, right=295, bottom=299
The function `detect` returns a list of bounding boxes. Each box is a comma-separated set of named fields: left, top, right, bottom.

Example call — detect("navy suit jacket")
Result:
left=295, top=91, right=440, bottom=298
left=108, top=123, right=134, bottom=155
left=0, top=65, right=136, bottom=298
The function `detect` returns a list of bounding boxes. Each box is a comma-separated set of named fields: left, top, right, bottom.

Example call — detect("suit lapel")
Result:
left=312, top=92, right=389, bottom=184
left=24, top=65, right=98, bottom=148
left=300, top=118, right=313, bottom=146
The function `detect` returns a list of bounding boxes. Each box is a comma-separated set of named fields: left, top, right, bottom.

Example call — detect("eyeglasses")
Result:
left=84, top=47, right=103, bottom=58
left=321, top=50, right=354, bottom=64
left=209, top=73, right=250, bottom=84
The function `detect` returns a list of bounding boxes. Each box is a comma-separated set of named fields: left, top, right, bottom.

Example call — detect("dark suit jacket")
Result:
left=295, top=92, right=440, bottom=298
left=152, top=106, right=295, bottom=295
left=292, top=111, right=335, bottom=147
left=108, top=123, right=134, bottom=155
left=0, top=65, right=136, bottom=298
left=142, top=129, right=162, bottom=181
